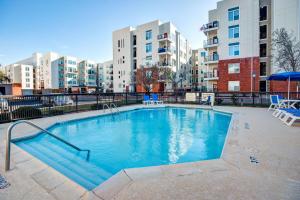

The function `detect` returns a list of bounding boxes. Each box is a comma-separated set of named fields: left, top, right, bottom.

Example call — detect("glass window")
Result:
left=229, top=25, right=239, bottom=38
left=146, top=30, right=152, bottom=40
left=228, top=63, right=240, bottom=74
left=146, top=43, right=152, bottom=53
left=260, top=6, right=267, bottom=21
left=228, top=81, right=240, bottom=91
left=228, top=7, right=239, bottom=21
left=229, top=43, right=240, bottom=56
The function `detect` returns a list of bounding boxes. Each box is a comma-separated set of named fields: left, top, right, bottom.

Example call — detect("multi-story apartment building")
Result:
left=78, top=60, right=97, bottom=89
left=3, top=52, right=109, bottom=92
left=202, top=0, right=300, bottom=92
left=98, top=60, right=113, bottom=92
left=113, top=20, right=192, bottom=92
left=2, top=64, right=34, bottom=93
left=190, top=48, right=206, bottom=91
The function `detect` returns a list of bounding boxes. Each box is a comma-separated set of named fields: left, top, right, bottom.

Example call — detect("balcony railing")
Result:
left=204, top=71, right=218, bottom=79
left=204, top=54, right=219, bottom=62
left=203, top=38, right=219, bottom=47
left=157, top=61, right=171, bottom=67
left=157, top=33, right=169, bottom=40
left=201, top=21, right=219, bottom=32
left=158, top=47, right=172, bottom=54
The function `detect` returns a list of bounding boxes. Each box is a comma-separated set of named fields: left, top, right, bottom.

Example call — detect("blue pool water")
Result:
left=15, top=107, right=231, bottom=190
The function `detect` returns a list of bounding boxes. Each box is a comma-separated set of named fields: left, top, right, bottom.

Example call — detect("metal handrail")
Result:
left=110, top=103, right=119, bottom=112
left=5, top=120, right=90, bottom=171
left=103, top=104, right=110, bottom=112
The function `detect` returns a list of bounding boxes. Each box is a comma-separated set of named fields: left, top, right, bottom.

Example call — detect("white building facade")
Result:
left=202, top=0, right=299, bottom=92
left=113, top=20, right=192, bottom=92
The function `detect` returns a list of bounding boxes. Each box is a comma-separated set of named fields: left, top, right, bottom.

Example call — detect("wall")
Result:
left=218, top=57, right=260, bottom=92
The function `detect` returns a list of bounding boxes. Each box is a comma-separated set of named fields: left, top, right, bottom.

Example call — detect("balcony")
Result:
left=204, top=71, right=219, bottom=81
left=157, top=61, right=172, bottom=67
left=158, top=47, right=172, bottom=55
left=203, top=37, right=219, bottom=48
left=201, top=21, right=219, bottom=34
left=157, top=33, right=172, bottom=42
left=204, top=54, right=219, bottom=64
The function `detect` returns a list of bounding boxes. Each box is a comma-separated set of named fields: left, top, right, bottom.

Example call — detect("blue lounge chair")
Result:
left=273, top=108, right=295, bottom=118
left=268, top=95, right=282, bottom=111
left=280, top=109, right=300, bottom=126
left=143, top=95, right=151, bottom=105
left=151, top=94, right=163, bottom=104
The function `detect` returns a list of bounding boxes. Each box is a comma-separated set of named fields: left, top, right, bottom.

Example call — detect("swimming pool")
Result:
left=15, top=107, right=232, bottom=190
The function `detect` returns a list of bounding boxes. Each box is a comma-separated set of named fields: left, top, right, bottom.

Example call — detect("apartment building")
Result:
left=190, top=49, right=206, bottom=91
left=78, top=60, right=97, bottom=89
left=3, top=52, right=108, bottom=92
left=98, top=60, right=113, bottom=92
left=202, top=0, right=300, bottom=92
left=113, top=20, right=192, bottom=92
left=2, top=64, right=34, bottom=93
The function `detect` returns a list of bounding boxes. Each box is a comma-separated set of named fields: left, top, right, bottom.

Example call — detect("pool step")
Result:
left=16, top=137, right=113, bottom=190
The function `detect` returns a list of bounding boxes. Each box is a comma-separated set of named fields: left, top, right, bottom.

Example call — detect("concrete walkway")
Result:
left=0, top=105, right=299, bottom=200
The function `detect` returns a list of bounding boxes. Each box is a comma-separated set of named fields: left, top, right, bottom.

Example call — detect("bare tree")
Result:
left=136, top=65, right=159, bottom=93
left=272, top=28, right=300, bottom=72
left=158, top=63, right=192, bottom=91
left=0, top=71, right=11, bottom=84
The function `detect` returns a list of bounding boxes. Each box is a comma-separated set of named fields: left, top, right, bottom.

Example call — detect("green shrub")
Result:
left=0, top=113, right=10, bottom=122
left=49, top=109, right=64, bottom=116
left=12, top=106, right=42, bottom=119
left=91, top=104, right=103, bottom=110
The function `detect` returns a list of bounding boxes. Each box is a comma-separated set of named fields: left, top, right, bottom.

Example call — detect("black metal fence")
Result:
left=0, top=92, right=299, bottom=123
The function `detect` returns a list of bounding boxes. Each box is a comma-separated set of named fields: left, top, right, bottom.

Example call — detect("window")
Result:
left=228, top=81, right=240, bottom=91
left=118, top=40, right=120, bottom=48
left=259, top=81, right=267, bottom=92
left=26, top=78, right=30, bottom=82
left=26, top=84, right=30, bottom=88
left=228, top=7, right=239, bottom=21
left=133, top=47, right=137, bottom=57
left=25, top=67, right=30, bottom=71
left=260, top=25, right=267, bottom=39
left=229, top=25, right=239, bottom=38
left=146, top=43, right=152, bottom=53
left=145, top=56, right=152, bottom=65
left=260, top=62, right=267, bottom=76
left=260, top=43, right=267, bottom=57
left=228, top=63, right=240, bottom=73
left=26, top=72, right=30, bottom=77
left=229, top=43, right=240, bottom=56
left=200, top=52, right=206, bottom=57
left=146, top=30, right=152, bottom=40
left=260, top=6, right=267, bottom=21
left=133, top=35, right=137, bottom=45
left=133, top=60, right=137, bottom=70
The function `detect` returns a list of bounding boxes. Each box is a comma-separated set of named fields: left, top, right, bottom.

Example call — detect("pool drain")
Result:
left=250, top=156, right=259, bottom=164
left=0, top=174, right=10, bottom=189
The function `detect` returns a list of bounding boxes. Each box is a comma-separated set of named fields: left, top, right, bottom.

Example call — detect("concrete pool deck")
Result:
left=0, top=104, right=299, bottom=200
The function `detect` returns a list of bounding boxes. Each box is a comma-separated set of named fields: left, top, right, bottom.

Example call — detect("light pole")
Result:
left=252, top=72, right=256, bottom=92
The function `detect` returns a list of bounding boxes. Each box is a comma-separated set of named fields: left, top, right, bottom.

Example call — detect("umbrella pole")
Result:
left=288, top=76, right=290, bottom=107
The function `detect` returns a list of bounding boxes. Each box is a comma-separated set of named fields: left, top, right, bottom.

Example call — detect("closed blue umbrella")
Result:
left=268, top=72, right=300, bottom=100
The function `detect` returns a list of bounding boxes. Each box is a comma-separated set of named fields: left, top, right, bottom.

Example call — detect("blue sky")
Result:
left=0, top=0, right=218, bottom=65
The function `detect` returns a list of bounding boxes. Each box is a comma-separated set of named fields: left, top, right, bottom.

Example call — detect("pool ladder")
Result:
left=5, top=120, right=91, bottom=171
left=103, top=103, right=119, bottom=113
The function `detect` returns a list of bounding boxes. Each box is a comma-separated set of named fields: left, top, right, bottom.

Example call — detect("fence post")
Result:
left=75, top=94, right=78, bottom=112
left=48, top=95, right=51, bottom=116
left=126, top=92, right=128, bottom=105
left=96, top=93, right=99, bottom=109
left=252, top=93, right=255, bottom=106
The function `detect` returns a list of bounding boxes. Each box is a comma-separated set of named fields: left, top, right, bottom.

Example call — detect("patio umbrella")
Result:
left=268, top=72, right=300, bottom=100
